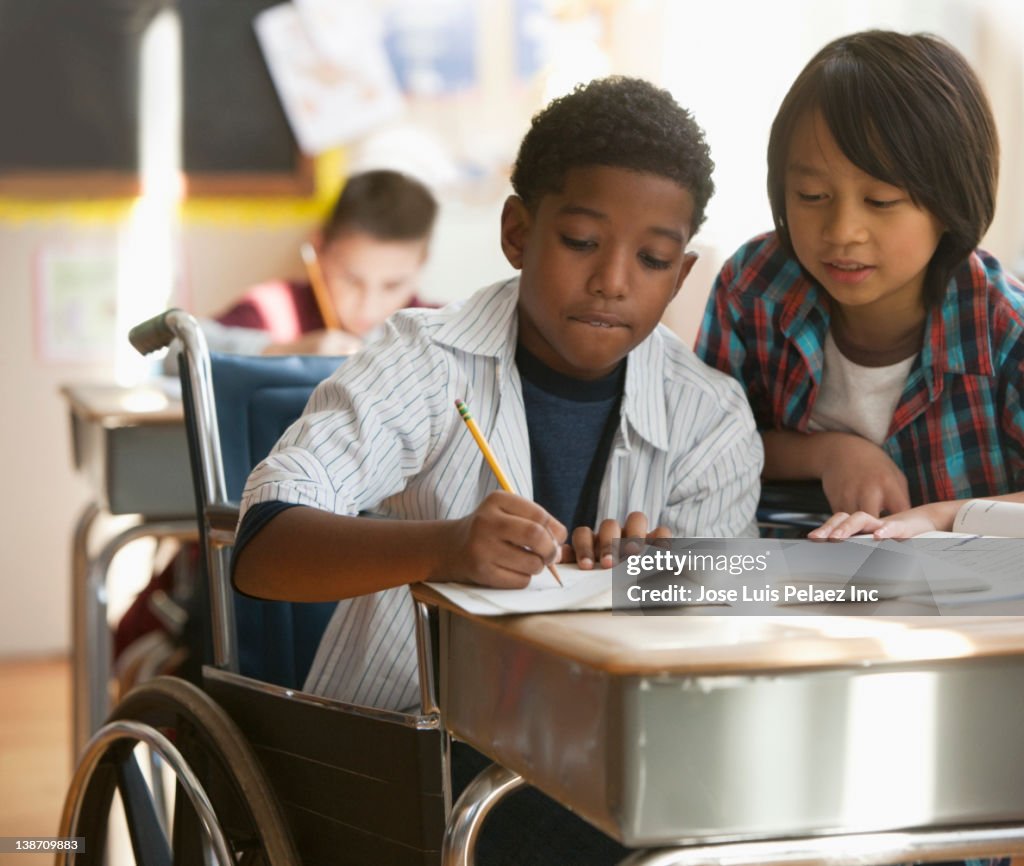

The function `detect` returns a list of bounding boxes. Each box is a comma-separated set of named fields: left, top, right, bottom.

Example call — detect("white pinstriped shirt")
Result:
left=239, top=278, right=763, bottom=711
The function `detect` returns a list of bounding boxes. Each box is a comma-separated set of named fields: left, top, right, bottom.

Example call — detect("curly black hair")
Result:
left=510, top=76, right=715, bottom=235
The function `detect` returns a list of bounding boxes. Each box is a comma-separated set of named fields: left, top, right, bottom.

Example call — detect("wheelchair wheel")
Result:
left=59, top=676, right=300, bottom=865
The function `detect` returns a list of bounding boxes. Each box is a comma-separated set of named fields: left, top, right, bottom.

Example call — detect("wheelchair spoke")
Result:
left=116, top=750, right=172, bottom=866
left=171, top=777, right=207, bottom=866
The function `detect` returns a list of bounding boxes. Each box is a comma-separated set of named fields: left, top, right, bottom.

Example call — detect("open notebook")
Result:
left=949, top=498, right=1024, bottom=537
left=896, top=499, right=1024, bottom=609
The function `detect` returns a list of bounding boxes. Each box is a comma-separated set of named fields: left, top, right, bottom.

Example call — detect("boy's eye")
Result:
left=796, top=192, right=826, bottom=203
left=866, top=197, right=901, bottom=209
left=639, top=252, right=672, bottom=271
left=560, top=235, right=596, bottom=251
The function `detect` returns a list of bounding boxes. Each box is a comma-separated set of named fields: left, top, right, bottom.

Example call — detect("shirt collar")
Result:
left=432, top=277, right=520, bottom=363
left=776, top=252, right=995, bottom=390
left=432, top=275, right=671, bottom=451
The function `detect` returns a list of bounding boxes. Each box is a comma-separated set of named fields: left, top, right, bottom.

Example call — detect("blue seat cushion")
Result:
left=209, top=351, right=346, bottom=688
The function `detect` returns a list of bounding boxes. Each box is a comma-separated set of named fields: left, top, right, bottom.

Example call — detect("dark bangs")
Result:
left=767, top=31, right=998, bottom=307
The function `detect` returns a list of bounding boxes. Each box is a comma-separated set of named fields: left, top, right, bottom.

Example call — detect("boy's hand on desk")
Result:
left=262, top=329, right=363, bottom=356
left=565, top=512, right=670, bottom=570
left=820, top=435, right=911, bottom=517
left=429, top=491, right=566, bottom=589
left=809, top=501, right=954, bottom=541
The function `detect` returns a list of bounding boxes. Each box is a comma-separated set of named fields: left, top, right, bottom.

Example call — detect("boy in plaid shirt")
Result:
left=697, top=30, right=1024, bottom=525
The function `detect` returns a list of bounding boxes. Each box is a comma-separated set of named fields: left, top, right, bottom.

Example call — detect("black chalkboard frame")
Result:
left=0, top=0, right=314, bottom=200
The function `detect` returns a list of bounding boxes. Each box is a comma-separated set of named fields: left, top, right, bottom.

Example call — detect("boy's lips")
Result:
left=823, top=259, right=876, bottom=285
left=568, top=311, right=628, bottom=328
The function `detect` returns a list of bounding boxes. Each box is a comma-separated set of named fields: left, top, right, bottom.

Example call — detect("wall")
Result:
left=1, top=0, right=1022, bottom=658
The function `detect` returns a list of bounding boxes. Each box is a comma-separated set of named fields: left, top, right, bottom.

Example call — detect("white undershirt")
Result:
left=807, top=332, right=917, bottom=446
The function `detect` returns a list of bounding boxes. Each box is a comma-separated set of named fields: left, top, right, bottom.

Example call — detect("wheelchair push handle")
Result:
left=129, top=308, right=193, bottom=355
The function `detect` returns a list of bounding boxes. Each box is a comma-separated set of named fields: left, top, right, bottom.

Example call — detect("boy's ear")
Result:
left=500, top=195, right=531, bottom=269
left=673, top=251, right=699, bottom=297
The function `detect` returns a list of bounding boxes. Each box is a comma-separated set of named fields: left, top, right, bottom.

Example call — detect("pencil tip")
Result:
left=548, top=563, right=564, bottom=586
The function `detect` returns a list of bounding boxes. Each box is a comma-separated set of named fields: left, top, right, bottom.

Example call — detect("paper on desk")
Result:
left=771, top=535, right=1024, bottom=609
left=771, top=538, right=990, bottom=605
left=900, top=535, right=1024, bottom=607
left=429, top=564, right=613, bottom=615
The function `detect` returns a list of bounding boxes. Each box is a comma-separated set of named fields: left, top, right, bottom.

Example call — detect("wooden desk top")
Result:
left=414, top=585, right=1024, bottom=675
left=60, top=381, right=183, bottom=427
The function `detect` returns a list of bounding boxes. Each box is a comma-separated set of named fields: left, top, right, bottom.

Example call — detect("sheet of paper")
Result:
left=769, top=539, right=990, bottom=597
left=429, top=564, right=612, bottom=615
left=903, top=536, right=1024, bottom=606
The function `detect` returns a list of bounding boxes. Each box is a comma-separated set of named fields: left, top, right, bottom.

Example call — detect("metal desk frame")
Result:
left=411, top=596, right=1024, bottom=866
left=63, top=383, right=198, bottom=758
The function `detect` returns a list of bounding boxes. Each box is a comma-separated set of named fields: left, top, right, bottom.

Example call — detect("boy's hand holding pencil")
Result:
left=451, top=399, right=565, bottom=588
left=429, top=490, right=567, bottom=590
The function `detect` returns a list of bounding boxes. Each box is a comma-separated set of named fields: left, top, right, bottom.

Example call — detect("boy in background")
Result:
left=234, top=75, right=761, bottom=865
left=205, top=168, right=438, bottom=355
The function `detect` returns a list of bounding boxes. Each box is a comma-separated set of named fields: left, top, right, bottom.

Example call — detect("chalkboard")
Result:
left=0, top=0, right=311, bottom=197
left=179, top=0, right=311, bottom=195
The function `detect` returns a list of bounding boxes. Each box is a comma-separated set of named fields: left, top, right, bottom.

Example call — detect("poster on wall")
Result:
left=254, top=1, right=403, bottom=155
left=34, top=243, right=120, bottom=364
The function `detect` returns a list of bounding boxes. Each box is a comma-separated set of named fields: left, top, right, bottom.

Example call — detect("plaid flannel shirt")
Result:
left=696, top=232, right=1024, bottom=506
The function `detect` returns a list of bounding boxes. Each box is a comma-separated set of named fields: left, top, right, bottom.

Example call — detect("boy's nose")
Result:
left=822, top=200, right=869, bottom=246
left=588, top=250, right=630, bottom=298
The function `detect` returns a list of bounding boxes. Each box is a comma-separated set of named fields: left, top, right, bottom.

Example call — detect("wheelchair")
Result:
left=58, top=310, right=448, bottom=865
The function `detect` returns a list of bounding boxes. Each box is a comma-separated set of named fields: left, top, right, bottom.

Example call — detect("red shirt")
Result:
left=216, top=279, right=432, bottom=340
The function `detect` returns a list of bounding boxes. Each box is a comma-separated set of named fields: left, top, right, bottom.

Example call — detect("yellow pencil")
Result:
left=300, top=241, right=342, bottom=331
left=455, top=399, right=563, bottom=586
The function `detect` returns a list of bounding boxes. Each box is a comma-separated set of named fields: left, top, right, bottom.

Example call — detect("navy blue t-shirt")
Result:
left=515, top=343, right=625, bottom=532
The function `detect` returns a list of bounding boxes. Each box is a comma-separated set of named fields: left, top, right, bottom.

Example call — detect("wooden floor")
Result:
left=0, top=656, right=71, bottom=841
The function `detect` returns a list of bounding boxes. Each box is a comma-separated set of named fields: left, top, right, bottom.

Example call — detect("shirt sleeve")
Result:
left=663, top=372, right=763, bottom=538
left=238, top=317, right=457, bottom=523
left=216, top=288, right=274, bottom=331
left=996, top=325, right=1024, bottom=490
left=694, top=251, right=750, bottom=382
left=230, top=500, right=299, bottom=594
left=695, top=242, right=783, bottom=432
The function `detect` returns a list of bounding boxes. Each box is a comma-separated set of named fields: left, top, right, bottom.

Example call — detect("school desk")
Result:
left=61, top=382, right=198, bottom=758
left=412, top=586, right=1024, bottom=865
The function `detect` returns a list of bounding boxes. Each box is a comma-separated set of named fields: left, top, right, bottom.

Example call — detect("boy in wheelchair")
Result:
left=234, top=76, right=762, bottom=864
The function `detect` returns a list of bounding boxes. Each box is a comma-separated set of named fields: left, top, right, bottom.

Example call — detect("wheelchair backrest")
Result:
left=190, top=350, right=346, bottom=689
left=209, top=351, right=343, bottom=501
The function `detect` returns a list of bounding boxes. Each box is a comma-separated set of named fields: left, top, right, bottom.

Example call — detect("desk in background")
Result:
left=62, top=382, right=198, bottom=758
left=414, top=588, right=1024, bottom=865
